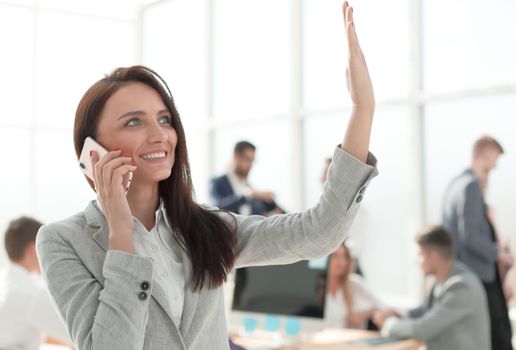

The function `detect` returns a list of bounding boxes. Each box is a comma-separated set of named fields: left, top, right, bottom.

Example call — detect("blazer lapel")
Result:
left=85, top=201, right=180, bottom=329
left=85, top=201, right=109, bottom=252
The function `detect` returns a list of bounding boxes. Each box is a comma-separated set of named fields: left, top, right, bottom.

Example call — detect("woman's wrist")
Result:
left=108, top=233, right=134, bottom=254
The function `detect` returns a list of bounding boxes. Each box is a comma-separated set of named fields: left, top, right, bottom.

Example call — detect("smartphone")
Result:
left=79, top=137, right=109, bottom=181
left=78, top=137, right=133, bottom=193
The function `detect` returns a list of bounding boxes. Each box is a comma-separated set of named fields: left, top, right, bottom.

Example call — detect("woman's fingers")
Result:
left=92, top=149, right=135, bottom=193
left=341, top=1, right=374, bottom=111
left=344, top=3, right=360, bottom=54
left=343, top=1, right=349, bottom=24
left=101, top=156, right=134, bottom=188
left=111, top=165, right=137, bottom=193
left=93, top=149, right=122, bottom=186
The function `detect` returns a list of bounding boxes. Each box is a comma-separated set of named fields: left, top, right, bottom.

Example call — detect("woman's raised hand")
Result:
left=343, top=1, right=375, bottom=114
left=340, top=1, right=375, bottom=164
left=91, top=149, right=137, bottom=252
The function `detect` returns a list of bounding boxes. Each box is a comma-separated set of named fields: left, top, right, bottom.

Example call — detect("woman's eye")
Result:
left=125, top=118, right=142, bottom=127
left=159, top=116, right=172, bottom=125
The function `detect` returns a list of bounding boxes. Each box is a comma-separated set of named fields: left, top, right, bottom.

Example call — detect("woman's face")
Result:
left=96, top=82, right=178, bottom=185
left=328, top=246, right=350, bottom=278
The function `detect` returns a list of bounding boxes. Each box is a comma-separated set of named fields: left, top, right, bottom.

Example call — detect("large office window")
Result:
left=1, top=0, right=515, bottom=306
left=142, top=0, right=516, bottom=306
left=422, top=0, right=516, bottom=293
left=142, top=0, right=422, bottom=305
left=423, top=0, right=516, bottom=94
left=0, top=1, right=138, bottom=265
left=424, top=95, right=516, bottom=244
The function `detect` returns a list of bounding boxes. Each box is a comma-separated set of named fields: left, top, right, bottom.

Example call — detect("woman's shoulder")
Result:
left=349, top=273, right=380, bottom=304
left=349, top=273, right=369, bottom=289
left=36, top=202, right=93, bottom=245
left=199, top=203, right=238, bottom=224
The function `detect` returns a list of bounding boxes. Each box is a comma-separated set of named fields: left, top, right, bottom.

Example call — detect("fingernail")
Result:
left=113, top=148, right=121, bottom=151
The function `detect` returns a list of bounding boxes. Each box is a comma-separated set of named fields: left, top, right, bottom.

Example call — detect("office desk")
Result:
left=232, top=329, right=423, bottom=350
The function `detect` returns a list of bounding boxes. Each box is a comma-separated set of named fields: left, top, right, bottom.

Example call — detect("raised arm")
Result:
left=341, top=1, right=375, bottom=163
left=229, top=1, right=378, bottom=268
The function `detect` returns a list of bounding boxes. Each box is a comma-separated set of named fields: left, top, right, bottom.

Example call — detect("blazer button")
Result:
left=141, top=281, right=150, bottom=291
left=359, top=187, right=366, bottom=195
left=356, top=195, right=363, bottom=203
left=138, top=292, right=148, bottom=301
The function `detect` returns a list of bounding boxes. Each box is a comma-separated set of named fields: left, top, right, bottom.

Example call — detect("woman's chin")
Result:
left=135, top=170, right=172, bottom=184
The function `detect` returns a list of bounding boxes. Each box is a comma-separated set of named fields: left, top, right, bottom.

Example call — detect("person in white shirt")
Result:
left=324, top=243, right=382, bottom=329
left=0, top=216, right=71, bottom=350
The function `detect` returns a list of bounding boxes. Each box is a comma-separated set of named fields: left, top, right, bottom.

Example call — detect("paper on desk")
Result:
left=232, top=330, right=284, bottom=350
left=309, top=329, right=366, bottom=345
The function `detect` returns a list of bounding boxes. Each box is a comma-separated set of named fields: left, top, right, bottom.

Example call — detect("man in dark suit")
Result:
left=442, top=135, right=513, bottom=350
left=209, top=140, right=284, bottom=216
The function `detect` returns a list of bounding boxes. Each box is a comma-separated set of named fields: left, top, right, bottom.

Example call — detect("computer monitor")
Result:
left=231, top=257, right=328, bottom=320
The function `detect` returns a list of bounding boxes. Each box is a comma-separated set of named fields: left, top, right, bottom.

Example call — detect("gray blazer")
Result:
left=385, top=262, right=491, bottom=350
left=36, top=147, right=377, bottom=350
left=442, top=169, right=498, bottom=282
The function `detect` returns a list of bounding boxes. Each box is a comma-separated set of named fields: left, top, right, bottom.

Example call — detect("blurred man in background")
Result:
left=442, top=135, right=512, bottom=350
left=0, top=216, right=72, bottom=350
left=210, top=140, right=284, bottom=216
left=374, top=225, right=490, bottom=350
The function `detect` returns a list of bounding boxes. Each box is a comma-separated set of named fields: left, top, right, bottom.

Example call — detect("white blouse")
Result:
left=95, top=200, right=186, bottom=327
left=324, top=273, right=381, bottom=328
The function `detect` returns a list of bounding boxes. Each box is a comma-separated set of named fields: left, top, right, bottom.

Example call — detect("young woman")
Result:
left=36, top=2, right=377, bottom=349
left=325, top=244, right=383, bottom=329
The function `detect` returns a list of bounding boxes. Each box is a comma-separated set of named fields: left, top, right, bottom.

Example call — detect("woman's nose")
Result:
left=148, top=124, right=168, bottom=143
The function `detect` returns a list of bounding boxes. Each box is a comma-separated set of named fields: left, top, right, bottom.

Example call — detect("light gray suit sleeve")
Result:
left=407, top=304, right=427, bottom=319
left=232, top=146, right=378, bottom=267
left=461, top=182, right=498, bottom=263
left=384, top=280, right=474, bottom=342
left=36, top=225, right=155, bottom=350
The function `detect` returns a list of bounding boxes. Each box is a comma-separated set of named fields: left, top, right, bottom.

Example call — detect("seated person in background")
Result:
left=210, top=140, right=285, bottom=216
left=373, top=225, right=490, bottom=350
left=321, top=158, right=364, bottom=277
left=325, top=243, right=382, bottom=329
left=0, top=216, right=72, bottom=350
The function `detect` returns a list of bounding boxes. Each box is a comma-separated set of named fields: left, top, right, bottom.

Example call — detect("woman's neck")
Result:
left=126, top=182, right=160, bottom=231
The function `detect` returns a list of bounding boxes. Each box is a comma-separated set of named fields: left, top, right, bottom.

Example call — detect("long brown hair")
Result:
left=329, top=244, right=355, bottom=312
left=73, top=65, right=237, bottom=291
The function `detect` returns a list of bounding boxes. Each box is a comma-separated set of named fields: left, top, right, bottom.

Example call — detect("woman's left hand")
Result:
left=343, top=1, right=375, bottom=114
left=340, top=1, right=375, bottom=163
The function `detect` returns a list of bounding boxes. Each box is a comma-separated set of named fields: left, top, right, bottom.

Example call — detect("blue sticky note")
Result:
left=285, top=317, right=301, bottom=336
left=264, top=314, right=281, bottom=332
left=243, top=316, right=258, bottom=333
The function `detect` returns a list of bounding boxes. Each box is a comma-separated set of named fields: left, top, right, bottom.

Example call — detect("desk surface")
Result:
left=40, top=345, right=72, bottom=350
left=233, top=329, right=423, bottom=350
